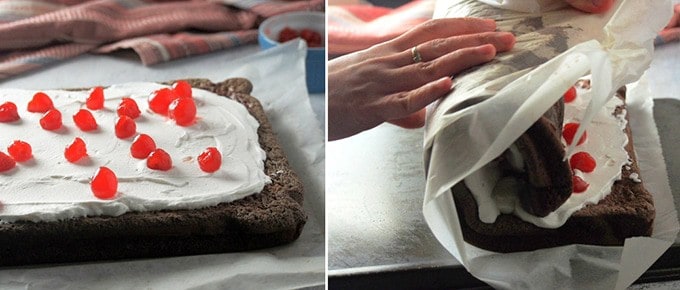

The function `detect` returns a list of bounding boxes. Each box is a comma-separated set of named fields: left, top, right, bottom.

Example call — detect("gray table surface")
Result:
left=327, top=41, right=680, bottom=288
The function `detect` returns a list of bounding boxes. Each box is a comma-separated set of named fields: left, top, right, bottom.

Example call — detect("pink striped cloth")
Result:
left=0, top=0, right=324, bottom=80
left=328, top=0, right=434, bottom=57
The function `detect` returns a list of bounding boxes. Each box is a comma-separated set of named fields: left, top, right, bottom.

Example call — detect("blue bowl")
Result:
left=258, top=11, right=325, bottom=94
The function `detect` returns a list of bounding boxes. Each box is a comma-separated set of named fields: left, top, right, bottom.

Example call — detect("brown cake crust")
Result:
left=453, top=92, right=655, bottom=253
left=513, top=100, right=572, bottom=217
left=0, top=78, right=307, bottom=266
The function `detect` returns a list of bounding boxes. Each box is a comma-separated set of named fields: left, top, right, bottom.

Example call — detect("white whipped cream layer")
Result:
left=0, top=83, right=270, bottom=223
left=464, top=83, right=630, bottom=228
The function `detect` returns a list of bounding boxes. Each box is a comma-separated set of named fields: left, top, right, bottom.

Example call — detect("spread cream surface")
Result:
left=464, top=82, right=630, bottom=228
left=0, top=83, right=270, bottom=222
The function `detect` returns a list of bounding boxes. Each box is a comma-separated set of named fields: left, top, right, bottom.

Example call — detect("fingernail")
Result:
left=496, top=32, right=516, bottom=47
left=477, top=43, right=496, bottom=56
left=495, top=31, right=515, bottom=38
left=482, top=19, right=496, bottom=30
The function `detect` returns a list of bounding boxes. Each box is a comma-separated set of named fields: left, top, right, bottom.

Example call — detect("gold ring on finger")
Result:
left=411, top=46, right=422, bottom=63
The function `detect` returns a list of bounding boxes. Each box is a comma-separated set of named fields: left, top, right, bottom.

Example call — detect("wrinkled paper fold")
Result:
left=424, top=0, right=678, bottom=289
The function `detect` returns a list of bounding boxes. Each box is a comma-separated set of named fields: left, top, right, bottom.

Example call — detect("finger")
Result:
left=666, top=6, right=680, bottom=28
left=389, top=18, right=498, bottom=51
left=390, top=31, right=515, bottom=67
left=565, top=0, right=614, bottom=14
left=388, top=108, right=427, bottom=129
left=659, top=27, right=680, bottom=43
left=386, top=44, right=496, bottom=94
left=379, top=77, right=452, bottom=122
left=421, top=32, right=515, bottom=62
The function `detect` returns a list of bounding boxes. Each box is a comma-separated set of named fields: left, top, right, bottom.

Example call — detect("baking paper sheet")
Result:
left=424, top=0, right=680, bottom=289
left=475, top=0, right=567, bottom=13
left=0, top=40, right=325, bottom=289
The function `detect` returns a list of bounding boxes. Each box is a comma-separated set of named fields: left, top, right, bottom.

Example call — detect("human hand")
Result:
left=564, top=0, right=615, bottom=13
left=328, top=18, right=515, bottom=141
left=657, top=4, right=680, bottom=44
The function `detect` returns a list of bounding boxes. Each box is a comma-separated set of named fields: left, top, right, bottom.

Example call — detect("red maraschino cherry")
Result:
left=40, top=109, right=62, bottom=131
left=572, top=175, right=589, bottom=193
left=117, top=97, right=141, bottom=119
left=115, top=115, right=136, bottom=139
left=563, top=122, right=587, bottom=145
left=7, top=140, right=32, bottom=162
left=172, top=80, right=192, bottom=99
left=27, top=92, right=54, bottom=113
left=300, top=29, right=322, bottom=47
left=0, top=151, right=16, bottom=172
left=198, top=147, right=221, bottom=173
left=91, top=166, right=118, bottom=199
left=570, top=151, right=597, bottom=173
left=87, top=86, right=105, bottom=110
left=563, top=86, right=577, bottom=103
left=130, top=134, right=156, bottom=159
left=147, top=148, right=172, bottom=171
left=73, top=109, right=98, bottom=131
left=278, top=27, right=298, bottom=42
left=148, top=88, right=178, bottom=116
left=0, top=102, right=20, bottom=122
left=65, top=137, right=87, bottom=163
left=168, top=97, right=196, bottom=126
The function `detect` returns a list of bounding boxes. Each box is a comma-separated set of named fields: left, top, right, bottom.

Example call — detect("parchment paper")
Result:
left=475, top=0, right=567, bottom=13
left=0, top=40, right=325, bottom=290
left=424, top=1, right=680, bottom=289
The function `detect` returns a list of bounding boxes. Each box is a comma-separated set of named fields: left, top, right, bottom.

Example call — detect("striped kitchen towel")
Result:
left=0, top=0, right=324, bottom=80
left=328, top=0, right=434, bottom=57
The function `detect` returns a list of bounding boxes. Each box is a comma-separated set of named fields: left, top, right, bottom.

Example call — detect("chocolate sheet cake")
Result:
left=453, top=85, right=655, bottom=253
left=0, top=78, right=307, bottom=266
